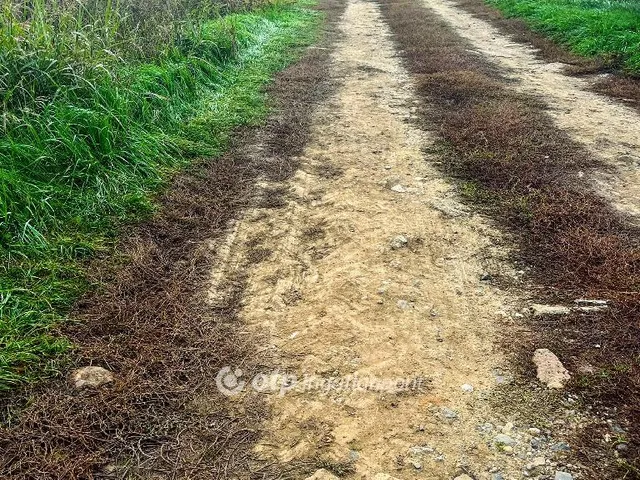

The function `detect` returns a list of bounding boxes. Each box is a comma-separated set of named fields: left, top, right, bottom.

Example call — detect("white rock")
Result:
left=555, top=472, right=573, bottom=480
left=494, top=434, right=516, bottom=446
left=530, top=304, right=570, bottom=317
left=574, top=305, right=608, bottom=313
left=70, top=366, right=114, bottom=389
left=397, top=299, right=411, bottom=309
left=574, top=299, right=608, bottom=306
left=526, top=457, right=546, bottom=470
left=461, top=383, right=474, bottom=392
left=391, top=184, right=407, bottom=193
left=533, top=349, right=570, bottom=389
left=454, top=475, right=473, bottom=480
left=390, top=235, right=409, bottom=249
left=374, top=474, right=401, bottom=480
left=305, top=469, right=340, bottom=480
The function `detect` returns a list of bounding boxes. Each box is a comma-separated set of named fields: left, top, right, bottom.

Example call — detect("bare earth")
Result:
left=207, top=0, right=594, bottom=478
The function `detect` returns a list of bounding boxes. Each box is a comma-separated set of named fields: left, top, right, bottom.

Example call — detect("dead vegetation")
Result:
left=378, top=0, right=640, bottom=477
left=0, top=0, right=346, bottom=477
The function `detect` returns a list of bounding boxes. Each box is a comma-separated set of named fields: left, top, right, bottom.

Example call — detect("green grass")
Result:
left=487, top=0, right=640, bottom=74
left=0, top=0, right=320, bottom=391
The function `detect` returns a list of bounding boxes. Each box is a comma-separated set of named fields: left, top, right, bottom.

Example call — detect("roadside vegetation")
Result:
left=0, top=0, right=320, bottom=390
left=486, top=0, right=640, bottom=75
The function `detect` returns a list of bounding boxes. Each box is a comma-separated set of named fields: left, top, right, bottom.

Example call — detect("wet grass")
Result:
left=0, top=0, right=321, bottom=390
left=487, top=0, right=640, bottom=75
left=0, top=0, right=346, bottom=475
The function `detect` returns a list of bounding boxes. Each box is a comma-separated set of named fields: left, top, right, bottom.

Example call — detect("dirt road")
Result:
left=206, top=0, right=640, bottom=478
left=2, top=0, right=639, bottom=477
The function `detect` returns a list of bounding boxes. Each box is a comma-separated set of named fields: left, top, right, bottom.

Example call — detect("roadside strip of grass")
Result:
left=485, top=0, right=640, bottom=75
left=378, top=0, right=640, bottom=477
left=0, top=0, right=345, bottom=476
left=453, top=0, right=640, bottom=108
left=0, top=1, right=320, bottom=390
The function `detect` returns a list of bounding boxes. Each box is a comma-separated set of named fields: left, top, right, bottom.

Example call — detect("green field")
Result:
left=0, top=0, right=319, bottom=391
left=488, top=0, right=640, bottom=74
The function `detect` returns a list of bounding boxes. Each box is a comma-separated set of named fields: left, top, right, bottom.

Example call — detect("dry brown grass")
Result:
left=378, top=0, right=640, bottom=477
left=0, top=0, right=346, bottom=477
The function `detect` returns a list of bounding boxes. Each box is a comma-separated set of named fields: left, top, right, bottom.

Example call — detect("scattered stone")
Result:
left=480, top=272, right=492, bottom=281
left=391, top=184, right=407, bottom=193
left=441, top=407, right=459, bottom=420
left=453, top=475, right=473, bottom=480
left=533, top=349, right=570, bottom=388
left=461, top=383, right=474, bottom=392
left=494, top=434, right=516, bottom=446
left=491, top=474, right=504, bottom=480
left=390, top=235, right=409, bottom=249
left=501, top=445, right=513, bottom=453
left=526, top=457, right=546, bottom=470
left=530, top=304, right=570, bottom=317
left=429, top=198, right=468, bottom=217
left=384, top=165, right=392, bottom=170
left=554, top=472, right=573, bottom=480
left=616, top=442, right=629, bottom=451
left=397, top=299, right=411, bottom=310
left=410, top=460, right=423, bottom=470
left=305, top=469, right=339, bottom=480
left=575, top=305, right=608, bottom=313
left=574, top=299, right=608, bottom=306
left=551, top=442, right=571, bottom=452
left=408, top=445, right=435, bottom=455
left=374, top=474, right=401, bottom=480
left=528, top=427, right=541, bottom=436
left=70, top=366, right=114, bottom=389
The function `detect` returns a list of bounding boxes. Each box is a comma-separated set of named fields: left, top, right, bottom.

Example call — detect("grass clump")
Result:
left=0, top=0, right=320, bottom=391
left=487, top=0, right=640, bottom=75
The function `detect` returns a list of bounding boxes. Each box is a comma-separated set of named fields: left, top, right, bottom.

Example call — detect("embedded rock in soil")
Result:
left=530, top=304, right=570, bottom=317
left=493, top=434, right=516, bottom=446
left=305, top=469, right=340, bottom=480
left=70, top=366, right=114, bottom=389
left=533, top=349, right=570, bottom=389
left=390, top=235, right=409, bottom=249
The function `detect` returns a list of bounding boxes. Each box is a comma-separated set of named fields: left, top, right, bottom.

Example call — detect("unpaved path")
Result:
left=208, top=0, right=580, bottom=478
left=423, top=0, right=640, bottom=219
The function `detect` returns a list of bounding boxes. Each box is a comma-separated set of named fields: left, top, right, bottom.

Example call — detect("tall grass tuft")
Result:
left=0, top=0, right=319, bottom=390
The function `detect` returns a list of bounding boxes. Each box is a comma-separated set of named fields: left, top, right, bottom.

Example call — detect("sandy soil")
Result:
left=206, top=1, right=580, bottom=478
left=423, top=0, right=640, bottom=219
